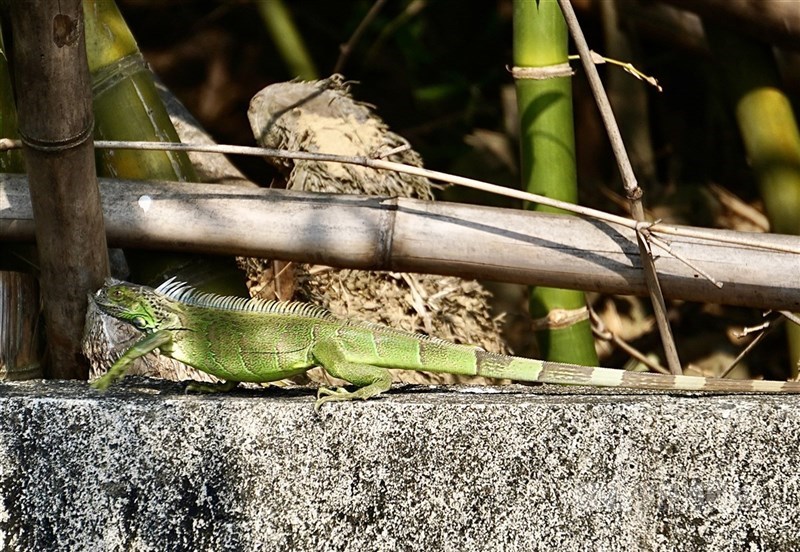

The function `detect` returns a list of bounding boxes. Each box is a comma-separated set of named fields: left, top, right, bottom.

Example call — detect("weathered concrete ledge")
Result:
left=1, top=379, right=799, bottom=551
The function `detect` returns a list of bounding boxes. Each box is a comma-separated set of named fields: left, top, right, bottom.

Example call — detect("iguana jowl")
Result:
left=90, top=278, right=800, bottom=409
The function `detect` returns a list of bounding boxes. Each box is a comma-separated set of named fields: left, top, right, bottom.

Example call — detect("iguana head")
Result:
left=93, top=279, right=182, bottom=333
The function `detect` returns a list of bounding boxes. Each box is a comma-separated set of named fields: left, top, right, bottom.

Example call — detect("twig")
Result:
left=377, top=144, right=412, bottom=158
left=0, top=136, right=641, bottom=228
left=364, top=0, right=426, bottom=68
left=400, top=273, right=434, bottom=334
left=556, top=0, right=682, bottom=375
left=333, top=0, right=388, bottom=74
left=736, top=319, right=772, bottom=338
left=589, top=306, right=670, bottom=375
left=647, top=233, right=723, bottom=288
left=650, top=224, right=800, bottom=255
left=567, top=52, right=662, bottom=92
left=722, top=315, right=783, bottom=379
left=270, top=260, right=294, bottom=279
left=708, top=182, right=769, bottom=231
left=781, top=311, right=800, bottom=327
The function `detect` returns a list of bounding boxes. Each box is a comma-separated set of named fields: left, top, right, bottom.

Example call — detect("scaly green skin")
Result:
left=90, top=279, right=800, bottom=409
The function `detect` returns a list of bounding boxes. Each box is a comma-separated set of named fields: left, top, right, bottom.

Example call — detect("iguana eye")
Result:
left=131, top=316, right=147, bottom=329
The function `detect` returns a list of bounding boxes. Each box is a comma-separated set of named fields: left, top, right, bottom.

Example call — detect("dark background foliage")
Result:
left=117, top=0, right=797, bottom=375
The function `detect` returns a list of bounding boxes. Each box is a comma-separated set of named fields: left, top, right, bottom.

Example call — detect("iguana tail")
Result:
left=472, top=350, right=800, bottom=392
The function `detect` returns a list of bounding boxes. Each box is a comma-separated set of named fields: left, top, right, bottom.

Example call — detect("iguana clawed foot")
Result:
left=315, top=386, right=366, bottom=411
left=314, top=375, right=392, bottom=411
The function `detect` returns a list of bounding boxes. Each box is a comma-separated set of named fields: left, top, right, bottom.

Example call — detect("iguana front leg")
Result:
left=91, top=330, right=173, bottom=390
left=312, top=339, right=392, bottom=411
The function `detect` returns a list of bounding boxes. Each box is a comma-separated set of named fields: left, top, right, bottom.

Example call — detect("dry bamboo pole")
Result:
left=6, top=0, right=109, bottom=379
left=2, top=175, right=798, bottom=312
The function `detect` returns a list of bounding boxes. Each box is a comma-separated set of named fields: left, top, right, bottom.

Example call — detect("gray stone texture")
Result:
left=0, top=379, right=799, bottom=551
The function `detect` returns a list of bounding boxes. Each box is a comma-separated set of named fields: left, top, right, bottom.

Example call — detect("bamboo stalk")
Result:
left=2, top=175, right=799, bottom=312
left=0, top=271, right=42, bottom=380
left=82, top=0, right=245, bottom=294
left=705, top=24, right=800, bottom=376
left=83, top=0, right=197, bottom=184
left=513, top=0, right=597, bottom=365
left=7, top=0, right=109, bottom=379
left=257, top=0, right=318, bottom=79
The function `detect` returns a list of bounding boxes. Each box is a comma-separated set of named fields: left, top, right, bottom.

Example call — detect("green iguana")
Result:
left=90, top=278, right=800, bottom=409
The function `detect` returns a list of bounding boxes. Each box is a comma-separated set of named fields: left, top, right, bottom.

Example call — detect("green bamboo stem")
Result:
left=82, top=0, right=246, bottom=295
left=513, top=0, right=597, bottom=365
left=257, top=0, right=318, bottom=80
left=84, top=0, right=196, bottom=183
left=706, top=23, right=800, bottom=375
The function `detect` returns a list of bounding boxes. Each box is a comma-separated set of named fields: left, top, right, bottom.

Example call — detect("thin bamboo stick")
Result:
left=556, top=0, right=682, bottom=375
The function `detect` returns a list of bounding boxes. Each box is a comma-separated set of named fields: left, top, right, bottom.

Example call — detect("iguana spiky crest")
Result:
left=156, top=278, right=335, bottom=320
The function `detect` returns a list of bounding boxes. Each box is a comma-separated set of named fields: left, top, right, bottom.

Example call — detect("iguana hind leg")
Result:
left=312, top=339, right=392, bottom=411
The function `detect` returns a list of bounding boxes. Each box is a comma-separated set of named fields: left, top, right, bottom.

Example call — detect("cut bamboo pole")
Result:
left=2, top=175, right=798, bottom=312
left=7, top=0, right=109, bottom=379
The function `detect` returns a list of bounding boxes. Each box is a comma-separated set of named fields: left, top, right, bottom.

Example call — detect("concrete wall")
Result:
left=1, top=378, right=799, bottom=551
